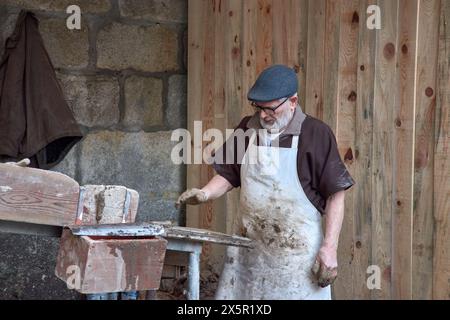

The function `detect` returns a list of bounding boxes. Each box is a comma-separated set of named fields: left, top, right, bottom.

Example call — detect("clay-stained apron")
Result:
left=215, top=134, right=331, bottom=299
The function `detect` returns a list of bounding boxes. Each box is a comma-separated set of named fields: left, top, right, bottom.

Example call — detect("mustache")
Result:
left=259, top=109, right=293, bottom=129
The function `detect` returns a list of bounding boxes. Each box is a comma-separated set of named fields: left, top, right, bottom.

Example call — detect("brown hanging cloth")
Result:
left=0, top=10, right=83, bottom=169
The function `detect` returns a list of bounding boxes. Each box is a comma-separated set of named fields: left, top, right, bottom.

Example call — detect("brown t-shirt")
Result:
left=212, top=106, right=355, bottom=215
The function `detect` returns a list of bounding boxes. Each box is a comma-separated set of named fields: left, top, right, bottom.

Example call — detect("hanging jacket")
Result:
left=0, top=10, right=82, bottom=169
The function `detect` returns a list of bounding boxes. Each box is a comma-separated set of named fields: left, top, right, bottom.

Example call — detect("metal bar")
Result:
left=187, top=249, right=201, bottom=300
left=68, top=222, right=165, bottom=237
left=69, top=223, right=253, bottom=248
left=166, top=238, right=202, bottom=253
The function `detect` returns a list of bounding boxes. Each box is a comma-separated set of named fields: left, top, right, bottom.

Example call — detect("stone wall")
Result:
left=0, top=0, right=187, bottom=299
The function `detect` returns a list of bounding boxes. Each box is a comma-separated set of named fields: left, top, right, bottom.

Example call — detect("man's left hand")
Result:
left=312, top=245, right=338, bottom=288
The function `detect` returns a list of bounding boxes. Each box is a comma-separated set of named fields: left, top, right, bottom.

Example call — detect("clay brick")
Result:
left=55, top=229, right=167, bottom=293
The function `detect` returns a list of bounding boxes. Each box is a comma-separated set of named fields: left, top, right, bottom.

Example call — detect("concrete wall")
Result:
left=0, top=0, right=187, bottom=299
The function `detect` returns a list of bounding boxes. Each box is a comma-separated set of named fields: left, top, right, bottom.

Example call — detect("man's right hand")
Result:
left=175, top=188, right=209, bottom=208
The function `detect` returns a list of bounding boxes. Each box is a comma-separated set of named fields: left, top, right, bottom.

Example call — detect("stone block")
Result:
left=119, top=0, right=187, bottom=23
left=167, top=75, right=187, bottom=129
left=97, top=23, right=178, bottom=72
left=78, top=131, right=184, bottom=223
left=4, top=0, right=111, bottom=13
left=124, top=76, right=163, bottom=129
left=39, top=18, right=89, bottom=69
left=57, top=74, right=120, bottom=127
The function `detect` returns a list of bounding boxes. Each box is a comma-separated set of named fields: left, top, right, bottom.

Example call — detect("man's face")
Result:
left=257, top=97, right=296, bottom=132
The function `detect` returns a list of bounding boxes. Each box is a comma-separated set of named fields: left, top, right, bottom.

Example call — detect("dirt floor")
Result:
left=152, top=267, right=220, bottom=300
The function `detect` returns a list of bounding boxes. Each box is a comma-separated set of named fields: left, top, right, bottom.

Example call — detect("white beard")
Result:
left=259, top=108, right=294, bottom=132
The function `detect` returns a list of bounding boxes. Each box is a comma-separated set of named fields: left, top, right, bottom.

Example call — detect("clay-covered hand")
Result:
left=311, top=245, right=338, bottom=288
left=4, top=158, right=30, bottom=167
left=175, top=188, right=209, bottom=208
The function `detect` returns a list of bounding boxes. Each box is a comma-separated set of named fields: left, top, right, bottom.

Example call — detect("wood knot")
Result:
left=293, top=65, right=300, bottom=73
left=355, top=241, right=362, bottom=249
left=383, top=43, right=395, bottom=60
left=229, top=10, right=233, bottom=17
left=231, top=47, right=240, bottom=57
left=425, top=87, right=434, bottom=97
left=401, top=44, right=408, bottom=54
left=352, top=11, right=359, bottom=24
left=395, top=118, right=402, bottom=127
left=383, top=266, right=392, bottom=282
left=246, top=60, right=251, bottom=66
left=344, top=148, right=354, bottom=162
left=397, top=200, right=402, bottom=206
left=348, top=91, right=357, bottom=101
left=360, top=65, right=365, bottom=71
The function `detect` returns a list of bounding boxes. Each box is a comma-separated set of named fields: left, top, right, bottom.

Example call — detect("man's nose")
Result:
left=260, top=109, right=268, bottom=118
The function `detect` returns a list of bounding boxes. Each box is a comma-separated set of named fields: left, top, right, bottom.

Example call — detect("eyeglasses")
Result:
left=251, top=97, right=289, bottom=116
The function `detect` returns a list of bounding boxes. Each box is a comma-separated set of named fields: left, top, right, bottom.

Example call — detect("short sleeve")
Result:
left=211, top=117, right=252, bottom=188
left=317, top=126, right=355, bottom=200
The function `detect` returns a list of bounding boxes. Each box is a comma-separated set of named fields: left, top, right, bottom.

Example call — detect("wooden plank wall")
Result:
left=187, top=0, right=449, bottom=299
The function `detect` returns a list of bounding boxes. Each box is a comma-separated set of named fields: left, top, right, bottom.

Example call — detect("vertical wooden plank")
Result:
left=242, top=0, right=273, bottom=116
left=272, top=0, right=309, bottom=108
left=209, top=0, right=229, bottom=276
left=322, top=0, right=341, bottom=131
left=187, top=0, right=205, bottom=231
left=255, top=0, right=273, bottom=74
left=272, top=0, right=289, bottom=64
left=223, top=0, right=243, bottom=235
left=433, top=0, right=450, bottom=300
left=187, top=0, right=217, bottom=272
left=199, top=0, right=215, bottom=271
left=412, top=0, right=440, bottom=300
left=392, top=0, right=419, bottom=300
left=371, top=0, right=399, bottom=300
left=242, top=0, right=259, bottom=116
left=347, top=0, right=377, bottom=300
left=305, top=0, right=326, bottom=119
left=332, top=0, right=360, bottom=300
left=224, top=0, right=244, bottom=129
left=297, top=0, right=309, bottom=110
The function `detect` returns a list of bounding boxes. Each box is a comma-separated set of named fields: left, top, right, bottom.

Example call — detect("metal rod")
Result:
left=187, top=250, right=200, bottom=300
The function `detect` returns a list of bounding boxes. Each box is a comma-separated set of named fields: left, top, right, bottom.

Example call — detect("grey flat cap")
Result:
left=247, top=64, right=298, bottom=102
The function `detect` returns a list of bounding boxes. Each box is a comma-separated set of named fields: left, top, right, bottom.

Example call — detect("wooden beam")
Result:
left=392, top=0, right=419, bottom=300
left=371, top=0, right=399, bottom=300
left=322, top=0, right=341, bottom=131
left=433, top=0, right=450, bottom=300
left=305, top=0, right=326, bottom=119
left=412, top=0, right=440, bottom=300
left=333, top=0, right=359, bottom=300
left=0, top=164, right=79, bottom=226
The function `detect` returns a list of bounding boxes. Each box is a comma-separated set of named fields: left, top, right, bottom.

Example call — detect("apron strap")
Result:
left=291, top=135, right=299, bottom=149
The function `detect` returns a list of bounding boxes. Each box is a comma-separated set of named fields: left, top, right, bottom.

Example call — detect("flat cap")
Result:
left=247, top=64, right=298, bottom=102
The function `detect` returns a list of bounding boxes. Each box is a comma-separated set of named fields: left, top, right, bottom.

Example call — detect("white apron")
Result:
left=215, top=133, right=331, bottom=300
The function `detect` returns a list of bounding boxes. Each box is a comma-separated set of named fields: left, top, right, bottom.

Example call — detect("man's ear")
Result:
left=289, top=95, right=298, bottom=110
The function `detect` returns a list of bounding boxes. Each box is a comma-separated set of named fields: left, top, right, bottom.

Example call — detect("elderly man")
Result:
left=176, top=64, right=354, bottom=300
